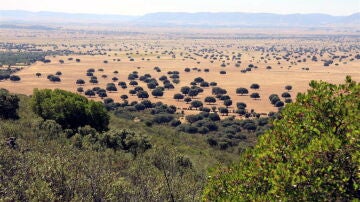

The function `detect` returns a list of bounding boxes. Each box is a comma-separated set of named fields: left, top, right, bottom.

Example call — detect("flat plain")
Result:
left=1, top=28, right=359, bottom=116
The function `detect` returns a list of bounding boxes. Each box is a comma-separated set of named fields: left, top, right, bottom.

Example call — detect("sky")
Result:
left=0, top=0, right=359, bottom=16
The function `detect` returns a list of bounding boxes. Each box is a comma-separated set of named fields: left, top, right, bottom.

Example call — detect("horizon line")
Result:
left=1, top=9, right=358, bottom=17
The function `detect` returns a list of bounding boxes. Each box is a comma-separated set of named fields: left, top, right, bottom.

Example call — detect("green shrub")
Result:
left=204, top=77, right=360, bottom=201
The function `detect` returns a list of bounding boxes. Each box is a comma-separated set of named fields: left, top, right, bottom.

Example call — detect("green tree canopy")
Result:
left=204, top=76, right=360, bottom=201
left=31, top=89, right=109, bottom=131
left=0, top=89, right=20, bottom=119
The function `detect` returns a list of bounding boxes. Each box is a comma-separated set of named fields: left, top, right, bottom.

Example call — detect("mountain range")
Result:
left=0, top=10, right=359, bottom=27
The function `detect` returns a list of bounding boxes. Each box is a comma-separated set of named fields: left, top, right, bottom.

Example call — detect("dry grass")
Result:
left=1, top=29, right=359, bottom=116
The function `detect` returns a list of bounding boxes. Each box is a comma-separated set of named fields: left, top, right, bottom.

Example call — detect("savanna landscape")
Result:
left=0, top=1, right=359, bottom=201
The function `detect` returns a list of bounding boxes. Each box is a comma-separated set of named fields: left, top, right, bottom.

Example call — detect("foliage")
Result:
left=31, top=89, right=109, bottom=131
left=204, top=77, right=360, bottom=201
left=0, top=91, right=238, bottom=201
left=0, top=89, right=20, bottom=119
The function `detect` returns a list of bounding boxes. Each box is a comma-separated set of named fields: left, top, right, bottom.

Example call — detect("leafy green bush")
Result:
left=204, top=77, right=360, bottom=201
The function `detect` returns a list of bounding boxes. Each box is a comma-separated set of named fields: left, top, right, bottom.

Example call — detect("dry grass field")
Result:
left=1, top=28, right=359, bottom=116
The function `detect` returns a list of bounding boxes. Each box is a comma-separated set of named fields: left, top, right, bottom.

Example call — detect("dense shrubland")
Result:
left=0, top=88, right=235, bottom=201
left=1, top=77, right=358, bottom=201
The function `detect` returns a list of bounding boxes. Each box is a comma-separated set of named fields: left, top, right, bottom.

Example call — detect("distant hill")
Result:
left=0, top=10, right=137, bottom=24
left=0, top=10, right=358, bottom=27
left=136, top=12, right=360, bottom=27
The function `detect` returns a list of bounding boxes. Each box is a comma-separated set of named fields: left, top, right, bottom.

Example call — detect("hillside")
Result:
left=0, top=10, right=359, bottom=27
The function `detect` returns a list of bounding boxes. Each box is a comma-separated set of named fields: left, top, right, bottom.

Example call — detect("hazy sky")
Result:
left=0, top=0, right=359, bottom=16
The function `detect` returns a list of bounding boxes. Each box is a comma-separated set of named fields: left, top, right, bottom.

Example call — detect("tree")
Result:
left=184, top=97, right=192, bottom=104
left=210, top=82, right=217, bottom=86
left=77, top=87, right=84, bottom=93
left=129, top=89, right=137, bottom=96
left=118, top=81, right=127, bottom=87
left=35, top=72, right=42, bottom=77
left=250, top=93, right=260, bottom=100
left=147, top=82, right=157, bottom=90
left=159, top=75, right=167, bottom=81
left=204, top=76, right=360, bottom=201
left=137, top=91, right=149, bottom=100
left=281, top=92, right=291, bottom=98
left=185, top=114, right=202, bottom=124
left=76, top=79, right=85, bottom=85
left=9, top=75, right=21, bottom=82
left=218, top=107, right=229, bottom=116
left=180, top=86, right=191, bottom=95
left=219, top=95, right=230, bottom=101
left=85, top=89, right=95, bottom=97
left=100, top=129, right=151, bottom=157
left=89, top=78, right=98, bottom=84
left=223, top=99, right=232, bottom=108
left=188, top=89, right=199, bottom=98
left=285, top=85, right=293, bottom=91
left=275, top=100, right=284, bottom=107
left=48, top=75, right=60, bottom=82
left=194, top=77, right=204, bottom=83
left=200, top=82, right=209, bottom=87
left=173, top=93, right=184, bottom=101
left=98, top=91, right=107, bottom=99
left=106, top=84, right=117, bottom=92
left=134, top=87, right=144, bottom=93
left=250, top=83, right=260, bottom=90
left=236, top=88, right=249, bottom=96
left=269, top=94, right=281, bottom=105
left=236, top=102, right=247, bottom=109
left=212, top=87, right=227, bottom=96
left=129, top=81, right=138, bottom=86
left=128, top=74, right=137, bottom=80
left=31, top=89, right=109, bottom=131
left=204, top=96, right=216, bottom=105
left=134, top=103, right=146, bottom=111
left=0, top=89, right=19, bottom=119
left=120, top=94, right=128, bottom=100
left=164, top=83, right=174, bottom=90
left=152, top=89, right=164, bottom=98
left=190, top=100, right=203, bottom=110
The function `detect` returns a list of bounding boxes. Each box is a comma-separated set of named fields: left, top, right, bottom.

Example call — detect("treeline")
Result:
left=0, top=51, right=74, bottom=66
left=0, top=52, right=47, bottom=66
